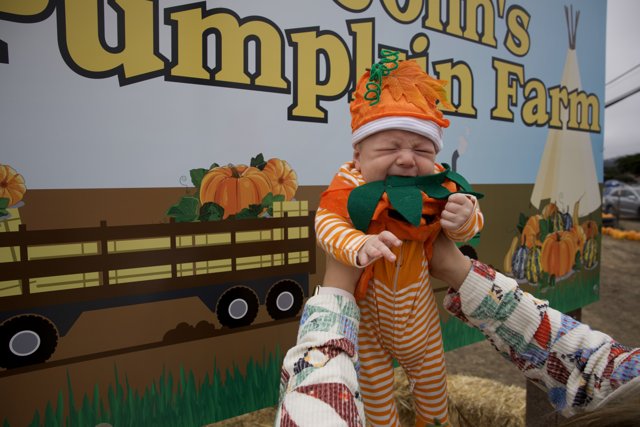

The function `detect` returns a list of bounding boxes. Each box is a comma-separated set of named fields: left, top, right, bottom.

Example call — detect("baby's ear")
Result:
left=353, top=146, right=361, bottom=169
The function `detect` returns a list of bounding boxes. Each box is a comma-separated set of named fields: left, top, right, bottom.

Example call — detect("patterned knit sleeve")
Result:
left=315, top=207, right=372, bottom=267
left=442, top=195, right=484, bottom=242
left=443, top=260, right=640, bottom=417
left=275, top=292, right=365, bottom=426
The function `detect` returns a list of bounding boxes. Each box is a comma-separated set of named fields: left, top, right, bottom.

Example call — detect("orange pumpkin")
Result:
left=569, top=224, right=586, bottom=254
left=262, top=158, right=298, bottom=200
left=541, top=231, right=577, bottom=278
left=542, top=202, right=558, bottom=219
left=581, top=220, right=599, bottom=239
left=199, top=165, right=272, bottom=218
left=521, top=214, right=542, bottom=248
left=0, top=164, right=26, bottom=206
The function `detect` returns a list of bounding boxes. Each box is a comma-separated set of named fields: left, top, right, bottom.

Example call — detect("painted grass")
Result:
left=441, top=316, right=485, bottom=352
left=3, top=348, right=282, bottom=427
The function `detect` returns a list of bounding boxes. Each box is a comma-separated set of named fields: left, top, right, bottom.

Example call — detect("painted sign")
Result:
left=1, top=0, right=605, bottom=425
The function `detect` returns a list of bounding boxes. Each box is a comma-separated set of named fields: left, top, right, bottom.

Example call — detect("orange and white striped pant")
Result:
left=356, top=239, right=448, bottom=426
left=315, top=163, right=483, bottom=426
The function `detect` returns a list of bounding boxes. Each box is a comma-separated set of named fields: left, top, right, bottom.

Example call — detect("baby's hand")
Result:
left=441, top=193, right=474, bottom=232
left=357, top=231, right=402, bottom=266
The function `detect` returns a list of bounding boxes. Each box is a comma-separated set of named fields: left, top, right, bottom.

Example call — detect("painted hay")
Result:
left=209, top=368, right=525, bottom=426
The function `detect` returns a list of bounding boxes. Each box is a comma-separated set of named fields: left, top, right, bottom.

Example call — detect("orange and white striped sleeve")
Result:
left=443, top=195, right=484, bottom=242
left=315, top=207, right=372, bottom=267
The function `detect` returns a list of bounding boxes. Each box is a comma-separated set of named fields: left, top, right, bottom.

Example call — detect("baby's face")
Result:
left=353, top=130, right=437, bottom=182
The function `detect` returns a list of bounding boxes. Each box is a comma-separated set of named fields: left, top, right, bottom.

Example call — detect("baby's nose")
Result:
left=396, top=150, right=416, bottom=166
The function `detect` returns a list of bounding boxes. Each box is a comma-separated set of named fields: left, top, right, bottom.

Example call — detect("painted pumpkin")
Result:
left=526, top=246, right=542, bottom=284
left=581, top=220, right=599, bottom=239
left=570, top=225, right=586, bottom=255
left=0, top=164, right=26, bottom=206
left=521, top=214, right=542, bottom=248
left=541, top=231, right=578, bottom=278
left=582, top=238, right=598, bottom=269
left=542, top=203, right=558, bottom=219
left=511, top=245, right=529, bottom=280
left=503, top=236, right=518, bottom=274
left=549, top=211, right=564, bottom=233
left=200, top=165, right=272, bottom=218
left=262, top=158, right=298, bottom=200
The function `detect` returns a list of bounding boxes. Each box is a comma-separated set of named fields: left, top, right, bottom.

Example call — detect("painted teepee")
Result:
left=529, top=6, right=601, bottom=216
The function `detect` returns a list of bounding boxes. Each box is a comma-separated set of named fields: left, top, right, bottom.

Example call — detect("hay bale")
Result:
left=208, top=407, right=277, bottom=427
left=394, top=368, right=525, bottom=427
left=209, top=368, right=525, bottom=427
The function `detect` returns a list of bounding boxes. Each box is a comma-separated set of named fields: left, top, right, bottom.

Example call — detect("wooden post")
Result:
left=18, top=223, right=29, bottom=296
left=100, top=220, right=109, bottom=286
left=525, top=308, right=580, bottom=426
left=169, top=217, right=177, bottom=278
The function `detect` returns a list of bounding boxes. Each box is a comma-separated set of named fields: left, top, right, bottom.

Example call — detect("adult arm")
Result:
left=443, top=259, right=640, bottom=417
left=275, top=289, right=365, bottom=426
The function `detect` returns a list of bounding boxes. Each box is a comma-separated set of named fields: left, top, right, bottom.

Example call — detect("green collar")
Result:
left=347, top=163, right=483, bottom=232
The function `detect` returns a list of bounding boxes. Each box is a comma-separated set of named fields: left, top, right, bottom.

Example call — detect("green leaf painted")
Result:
left=261, top=192, right=285, bottom=216
left=539, top=218, right=550, bottom=242
left=250, top=153, right=266, bottom=170
left=189, top=168, right=207, bottom=189
left=0, top=197, right=8, bottom=217
left=517, top=213, right=527, bottom=234
left=166, top=196, right=199, bottom=223
left=235, top=204, right=263, bottom=219
left=199, top=202, right=224, bottom=221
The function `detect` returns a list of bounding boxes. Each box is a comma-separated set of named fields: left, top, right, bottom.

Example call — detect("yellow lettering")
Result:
left=433, top=60, right=476, bottom=117
left=168, top=7, right=288, bottom=91
left=491, top=58, right=524, bottom=121
left=446, top=0, right=463, bottom=37
left=333, top=0, right=372, bottom=12
left=409, top=33, right=430, bottom=72
left=423, top=0, right=444, bottom=32
left=0, top=0, right=51, bottom=17
left=287, top=28, right=351, bottom=122
left=463, top=0, right=497, bottom=47
left=568, top=90, right=601, bottom=132
left=62, top=0, right=164, bottom=82
left=522, top=79, right=549, bottom=126
left=347, top=19, right=374, bottom=100
left=548, top=86, right=569, bottom=129
left=504, top=6, right=530, bottom=57
left=381, top=0, right=423, bottom=23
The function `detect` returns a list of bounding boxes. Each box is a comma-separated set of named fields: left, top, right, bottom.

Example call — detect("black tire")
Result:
left=0, top=315, right=59, bottom=369
left=216, top=287, right=259, bottom=328
left=266, top=280, right=304, bottom=320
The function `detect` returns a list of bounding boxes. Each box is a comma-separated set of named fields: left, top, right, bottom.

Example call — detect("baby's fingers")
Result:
left=378, top=231, right=402, bottom=248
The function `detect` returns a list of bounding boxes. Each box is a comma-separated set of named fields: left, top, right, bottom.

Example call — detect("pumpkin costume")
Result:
left=315, top=53, right=484, bottom=426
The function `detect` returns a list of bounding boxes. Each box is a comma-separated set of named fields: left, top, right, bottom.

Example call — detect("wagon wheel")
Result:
left=266, top=280, right=304, bottom=320
left=216, top=287, right=259, bottom=328
left=0, top=315, right=59, bottom=369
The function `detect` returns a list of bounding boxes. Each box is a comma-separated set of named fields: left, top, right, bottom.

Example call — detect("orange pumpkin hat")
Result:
left=350, top=51, right=452, bottom=152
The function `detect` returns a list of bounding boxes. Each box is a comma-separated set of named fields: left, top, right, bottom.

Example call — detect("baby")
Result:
left=315, top=52, right=483, bottom=426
